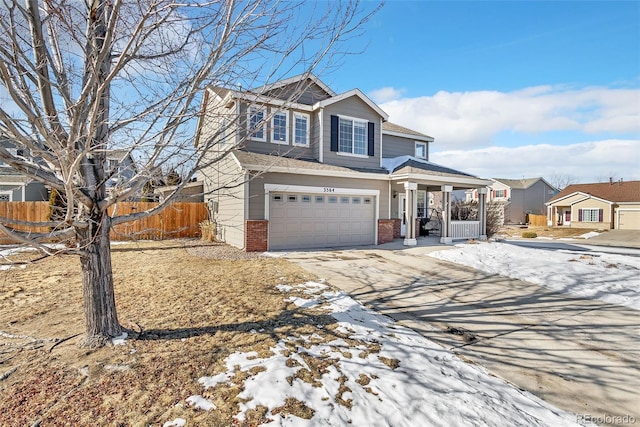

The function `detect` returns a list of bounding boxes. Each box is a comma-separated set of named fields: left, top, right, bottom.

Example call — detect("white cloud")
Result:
left=369, top=86, right=406, bottom=103
left=431, top=139, right=640, bottom=183
left=375, top=85, right=640, bottom=149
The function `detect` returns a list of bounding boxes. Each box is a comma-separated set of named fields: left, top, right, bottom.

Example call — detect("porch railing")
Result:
left=450, top=220, right=480, bottom=239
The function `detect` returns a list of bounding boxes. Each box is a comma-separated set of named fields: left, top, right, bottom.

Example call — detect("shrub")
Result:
left=200, top=220, right=217, bottom=242
left=522, top=231, right=537, bottom=238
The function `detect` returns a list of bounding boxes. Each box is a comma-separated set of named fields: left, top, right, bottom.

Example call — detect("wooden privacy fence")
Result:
left=0, top=201, right=209, bottom=244
left=527, top=214, right=547, bottom=227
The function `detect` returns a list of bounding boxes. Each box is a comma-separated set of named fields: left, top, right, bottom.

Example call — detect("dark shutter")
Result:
left=368, top=122, right=375, bottom=156
left=578, top=209, right=582, bottom=221
left=598, top=209, right=603, bottom=222
left=330, top=115, right=338, bottom=152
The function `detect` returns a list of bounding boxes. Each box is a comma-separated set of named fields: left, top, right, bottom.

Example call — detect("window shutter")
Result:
left=330, top=115, right=338, bottom=152
left=368, top=122, right=375, bottom=156
left=578, top=209, right=582, bottom=221
left=598, top=209, right=603, bottom=222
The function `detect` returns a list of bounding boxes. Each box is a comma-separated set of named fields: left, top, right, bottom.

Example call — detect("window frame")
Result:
left=580, top=208, right=601, bottom=222
left=415, top=141, right=427, bottom=159
left=337, top=115, right=368, bottom=157
left=247, top=105, right=266, bottom=142
left=417, top=190, right=427, bottom=218
left=293, top=112, right=310, bottom=147
left=494, top=189, right=507, bottom=198
left=271, top=110, right=289, bottom=145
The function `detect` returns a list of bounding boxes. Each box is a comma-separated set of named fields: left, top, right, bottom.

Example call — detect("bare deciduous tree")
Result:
left=547, top=173, right=578, bottom=190
left=0, top=0, right=380, bottom=347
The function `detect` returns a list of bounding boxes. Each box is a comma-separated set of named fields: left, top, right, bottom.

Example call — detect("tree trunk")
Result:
left=78, top=211, right=122, bottom=348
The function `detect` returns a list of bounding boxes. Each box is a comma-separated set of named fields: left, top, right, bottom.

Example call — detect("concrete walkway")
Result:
left=285, top=240, right=640, bottom=426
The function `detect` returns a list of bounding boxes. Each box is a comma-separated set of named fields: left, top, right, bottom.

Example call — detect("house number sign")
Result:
left=323, top=187, right=335, bottom=193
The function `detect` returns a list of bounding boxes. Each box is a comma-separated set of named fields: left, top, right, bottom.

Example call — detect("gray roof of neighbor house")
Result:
left=382, top=122, right=433, bottom=141
left=548, top=180, right=640, bottom=204
left=493, top=177, right=551, bottom=190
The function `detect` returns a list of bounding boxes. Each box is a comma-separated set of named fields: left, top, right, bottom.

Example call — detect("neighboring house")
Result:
left=546, top=180, right=640, bottom=230
left=155, top=180, right=204, bottom=203
left=195, top=74, right=492, bottom=251
left=466, top=177, right=558, bottom=224
left=0, top=138, right=48, bottom=202
left=105, top=149, right=137, bottom=191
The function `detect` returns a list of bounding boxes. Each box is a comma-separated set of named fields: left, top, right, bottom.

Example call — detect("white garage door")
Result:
left=618, top=210, right=640, bottom=230
left=269, top=192, right=375, bottom=250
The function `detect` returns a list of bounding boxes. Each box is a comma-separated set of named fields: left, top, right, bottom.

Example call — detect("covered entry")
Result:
left=266, top=184, right=378, bottom=250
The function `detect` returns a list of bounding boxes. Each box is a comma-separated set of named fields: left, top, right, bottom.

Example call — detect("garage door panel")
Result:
left=269, top=191, right=375, bottom=250
left=619, top=211, right=640, bottom=230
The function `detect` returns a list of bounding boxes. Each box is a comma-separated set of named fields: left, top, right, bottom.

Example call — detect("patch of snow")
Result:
left=163, top=418, right=186, bottom=427
left=111, top=332, right=128, bottom=346
left=262, top=251, right=285, bottom=258
left=193, top=282, right=591, bottom=427
left=428, top=241, right=640, bottom=310
left=276, top=284, right=293, bottom=292
left=579, top=231, right=600, bottom=239
left=186, top=395, right=216, bottom=411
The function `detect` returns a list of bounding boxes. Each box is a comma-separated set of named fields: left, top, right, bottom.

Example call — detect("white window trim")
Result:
left=0, top=191, right=12, bottom=201
left=337, top=114, right=368, bottom=156
left=271, top=110, right=289, bottom=145
left=580, top=208, right=601, bottom=222
left=293, top=112, right=310, bottom=147
left=417, top=189, right=427, bottom=218
left=415, top=141, right=427, bottom=159
left=247, top=105, right=266, bottom=142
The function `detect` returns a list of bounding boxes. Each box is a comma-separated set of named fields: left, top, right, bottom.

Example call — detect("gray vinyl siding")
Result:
left=239, top=103, right=317, bottom=160
left=201, top=153, right=246, bottom=249
left=247, top=172, right=390, bottom=220
left=382, top=134, right=428, bottom=160
left=505, top=181, right=557, bottom=224
left=24, top=182, right=48, bottom=201
left=262, top=81, right=332, bottom=105
left=321, top=96, right=382, bottom=169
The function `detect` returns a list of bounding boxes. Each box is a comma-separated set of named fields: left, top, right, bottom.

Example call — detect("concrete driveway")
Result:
left=285, top=242, right=640, bottom=426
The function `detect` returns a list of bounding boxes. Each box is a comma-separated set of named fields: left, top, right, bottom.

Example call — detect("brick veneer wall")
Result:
left=377, top=219, right=396, bottom=244
left=245, top=220, right=268, bottom=252
left=392, top=218, right=401, bottom=238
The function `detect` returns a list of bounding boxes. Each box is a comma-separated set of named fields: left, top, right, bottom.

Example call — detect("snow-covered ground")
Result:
left=427, top=241, right=640, bottom=310
left=177, top=282, right=593, bottom=427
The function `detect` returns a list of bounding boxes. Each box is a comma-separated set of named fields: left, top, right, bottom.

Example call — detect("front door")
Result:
left=564, top=210, right=571, bottom=225
left=399, top=194, right=406, bottom=236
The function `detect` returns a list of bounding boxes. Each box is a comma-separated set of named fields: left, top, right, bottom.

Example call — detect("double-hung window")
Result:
left=248, top=105, right=266, bottom=141
left=293, top=112, right=309, bottom=147
left=415, top=142, right=427, bottom=159
left=271, top=111, right=288, bottom=144
left=338, top=117, right=367, bottom=156
left=579, top=208, right=602, bottom=222
left=494, top=189, right=506, bottom=198
left=417, top=190, right=427, bottom=218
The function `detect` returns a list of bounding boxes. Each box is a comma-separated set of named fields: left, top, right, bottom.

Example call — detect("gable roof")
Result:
left=250, top=74, right=336, bottom=98
left=313, top=88, right=389, bottom=121
left=493, top=177, right=554, bottom=190
left=382, top=122, right=433, bottom=142
left=548, top=180, right=640, bottom=204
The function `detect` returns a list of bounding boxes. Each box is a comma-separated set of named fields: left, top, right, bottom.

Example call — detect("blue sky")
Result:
left=323, top=0, right=640, bottom=184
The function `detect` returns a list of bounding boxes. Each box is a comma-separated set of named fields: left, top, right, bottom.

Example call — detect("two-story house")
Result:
left=0, top=138, right=48, bottom=202
left=196, top=74, right=492, bottom=251
left=466, top=177, right=558, bottom=224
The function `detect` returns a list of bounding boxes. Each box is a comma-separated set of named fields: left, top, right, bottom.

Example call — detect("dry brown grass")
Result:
left=0, top=239, right=350, bottom=426
left=497, top=225, right=604, bottom=239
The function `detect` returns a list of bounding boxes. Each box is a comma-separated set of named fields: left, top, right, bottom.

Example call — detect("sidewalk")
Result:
left=286, top=244, right=640, bottom=426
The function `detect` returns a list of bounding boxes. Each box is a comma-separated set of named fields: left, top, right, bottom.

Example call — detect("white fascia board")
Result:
left=382, top=129, right=434, bottom=142
left=391, top=173, right=492, bottom=188
left=232, top=92, right=313, bottom=112
left=547, top=191, right=612, bottom=206
left=313, top=89, right=389, bottom=121
left=617, top=202, right=640, bottom=206
left=240, top=163, right=387, bottom=181
left=264, top=183, right=379, bottom=196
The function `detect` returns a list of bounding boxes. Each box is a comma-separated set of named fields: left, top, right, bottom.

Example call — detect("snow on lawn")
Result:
left=192, top=282, right=591, bottom=427
left=428, top=241, right=640, bottom=310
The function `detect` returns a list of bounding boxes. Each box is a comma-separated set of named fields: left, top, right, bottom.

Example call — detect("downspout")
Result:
left=318, top=107, right=324, bottom=163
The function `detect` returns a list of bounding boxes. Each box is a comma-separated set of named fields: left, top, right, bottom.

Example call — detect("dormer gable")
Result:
left=250, top=74, right=335, bottom=105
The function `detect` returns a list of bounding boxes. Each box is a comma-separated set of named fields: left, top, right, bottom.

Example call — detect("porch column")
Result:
left=478, top=187, right=488, bottom=240
left=547, top=205, right=553, bottom=226
left=403, top=182, right=418, bottom=246
left=440, top=185, right=453, bottom=244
